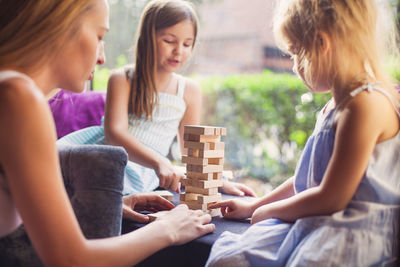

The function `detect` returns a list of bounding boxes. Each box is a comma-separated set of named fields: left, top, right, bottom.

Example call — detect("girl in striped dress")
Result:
left=59, top=0, right=256, bottom=197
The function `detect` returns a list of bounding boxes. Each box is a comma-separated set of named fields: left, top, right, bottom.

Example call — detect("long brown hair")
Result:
left=0, top=0, right=96, bottom=73
left=273, top=0, right=399, bottom=89
left=130, top=0, right=198, bottom=120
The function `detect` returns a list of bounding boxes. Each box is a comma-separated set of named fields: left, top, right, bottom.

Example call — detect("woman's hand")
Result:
left=155, top=159, right=185, bottom=193
left=208, top=198, right=256, bottom=220
left=156, top=204, right=215, bottom=245
left=220, top=180, right=257, bottom=197
left=122, top=193, right=175, bottom=223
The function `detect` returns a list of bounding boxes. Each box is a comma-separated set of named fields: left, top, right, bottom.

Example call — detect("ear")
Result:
left=316, top=31, right=331, bottom=55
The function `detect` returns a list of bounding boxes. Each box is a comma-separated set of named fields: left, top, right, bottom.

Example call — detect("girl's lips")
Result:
left=168, top=59, right=180, bottom=66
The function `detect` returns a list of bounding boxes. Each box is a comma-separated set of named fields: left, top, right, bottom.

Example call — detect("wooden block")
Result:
left=181, top=201, right=217, bottom=211
left=182, top=156, right=208, bottom=165
left=208, top=158, right=224, bottom=165
left=186, top=172, right=223, bottom=180
left=182, top=156, right=223, bottom=166
left=186, top=171, right=213, bottom=180
left=180, top=200, right=206, bottom=210
left=184, top=141, right=210, bottom=150
left=152, top=190, right=174, bottom=201
left=206, top=208, right=221, bottom=217
left=213, top=172, right=223, bottom=179
left=184, top=125, right=227, bottom=136
left=187, top=149, right=224, bottom=158
left=197, top=179, right=223, bottom=188
left=184, top=141, right=224, bottom=151
left=188, top=148, right=199, bottom=158
left=185, top=186, right=218, bottom=195
left=184, top=134, right=221, bottom=143
left=209, top=142, right=225, bottom=150
left=220, top=128, right=227, bottom=136
left=197, top=193, right=222, bottom=204
left=208, top=208, right=221, bottom=217
left=180, top=192, right=200, bottom=201
left=181, top=178, right=191, bottom=187
left=184, top=125, right=217, bottom=135
left=186, top=164, right=224, bottom=174
left=183, top=178, right=223, bottom=189
left=148, top=210, right=169, bottom=222
left=200, top=149, right=224, bottom=158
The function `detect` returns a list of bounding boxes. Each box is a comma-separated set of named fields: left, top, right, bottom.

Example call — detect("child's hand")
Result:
left=156, top=204, right=215, bottom=245
left=155, top=159, right=185, bottom=193
left=220, top=180, right=257, bottom=197
left=209, top=198, right=255, bottom=220
left=122, top=193, right=175, bottom=223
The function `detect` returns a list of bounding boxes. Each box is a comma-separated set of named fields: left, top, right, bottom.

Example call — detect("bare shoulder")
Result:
left=338, top=89, right=399, bottom=141
left=0, top=77, right=45, bottom=112
left=0, top=77, right=51, bottom=158
left=182, top=77, right=202, bottom=102
left=108, top=68, right=131, bottom=94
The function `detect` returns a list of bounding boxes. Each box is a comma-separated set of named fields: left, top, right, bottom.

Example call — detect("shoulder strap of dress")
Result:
left=350, top=82, right=400, bottom=118
left=176, top=74, right=186, bottom=98
left=0, top=70, right=34, bottom=84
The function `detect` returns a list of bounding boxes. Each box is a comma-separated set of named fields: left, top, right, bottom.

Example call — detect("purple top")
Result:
left=49, top=90, right=106, bottom=139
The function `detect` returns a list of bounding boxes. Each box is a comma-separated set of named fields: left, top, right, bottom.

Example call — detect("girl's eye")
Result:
left=164, top=39, right=173, bottom=44
left=183, top=43, right=192, bottom=48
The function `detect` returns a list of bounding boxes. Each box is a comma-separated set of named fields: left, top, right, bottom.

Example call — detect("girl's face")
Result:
left=53, top=0, right=109, bottom=92
left=156, top=19, right=195, bottom=73
left=291, top=47, right=331, bottom=94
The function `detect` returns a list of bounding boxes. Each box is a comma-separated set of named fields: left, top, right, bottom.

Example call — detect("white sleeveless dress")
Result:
left=206, top=83, right=400, bottom=266
left=0, top=70, right=36, bottom=237
left=58, top=73, right=187, bottom=194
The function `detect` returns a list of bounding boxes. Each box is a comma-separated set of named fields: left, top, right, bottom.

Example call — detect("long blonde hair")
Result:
left=130, top=0, right=198, bottom=120
left=273, top=0, right=399, bottom=89
left=0, top=0, right=96, bottom=73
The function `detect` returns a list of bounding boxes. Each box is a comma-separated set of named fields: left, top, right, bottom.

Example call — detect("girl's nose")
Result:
left=97, top=41, right=106, bottom=65
left=173, top=44, right=183, bottom=55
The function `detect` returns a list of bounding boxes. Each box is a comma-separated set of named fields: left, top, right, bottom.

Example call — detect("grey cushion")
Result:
left=0, top=144, right=127, bottom=266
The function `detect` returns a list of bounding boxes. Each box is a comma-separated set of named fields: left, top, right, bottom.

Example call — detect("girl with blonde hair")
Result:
left=59, top=0, right=256, bottom=198
left=0, top=0, right=214, bottom=265
left=206, top=0, right=400, bottom=265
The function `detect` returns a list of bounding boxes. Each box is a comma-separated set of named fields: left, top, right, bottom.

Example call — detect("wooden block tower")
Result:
left=180, top=125, right=226, bottom=216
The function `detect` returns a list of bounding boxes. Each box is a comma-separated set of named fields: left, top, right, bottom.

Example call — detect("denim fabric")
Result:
left=0, top=144, right=127, bottom=266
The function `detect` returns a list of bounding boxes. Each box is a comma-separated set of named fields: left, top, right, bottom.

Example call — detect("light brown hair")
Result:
left=130, top=0, right=199, bottom=120
left=0, top=0, right=96, bottom=73
left=273, top=0, right=399, bottom=89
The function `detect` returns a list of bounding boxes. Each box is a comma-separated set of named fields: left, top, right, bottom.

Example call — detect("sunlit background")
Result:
left=93, top=0, right=400, bottom=195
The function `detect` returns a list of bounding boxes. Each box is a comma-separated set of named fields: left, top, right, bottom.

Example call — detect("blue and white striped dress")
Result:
left=58, top=73, right=187, bottom=194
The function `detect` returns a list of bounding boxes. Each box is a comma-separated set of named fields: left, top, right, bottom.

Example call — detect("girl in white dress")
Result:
left=59, top=0, right=256, bottom=197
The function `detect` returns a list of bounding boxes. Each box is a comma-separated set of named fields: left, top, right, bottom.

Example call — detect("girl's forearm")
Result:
left=105, top=129, right=162, bottom=169
left=256, top=186, right=339, bottom=223
left=252, top=177, right=295, bottom=210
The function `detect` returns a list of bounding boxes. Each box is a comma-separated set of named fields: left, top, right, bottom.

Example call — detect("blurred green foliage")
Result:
left=200, top=71, right=331, bottom=185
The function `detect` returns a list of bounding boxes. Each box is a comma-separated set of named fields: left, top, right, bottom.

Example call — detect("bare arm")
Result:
left=104, top=70, right=163, bottom=169
left=104, top=70, right=183, bottom=191
left=252, top=91, right=399, bottom=223
left=0, top=79, right=214, bottom=267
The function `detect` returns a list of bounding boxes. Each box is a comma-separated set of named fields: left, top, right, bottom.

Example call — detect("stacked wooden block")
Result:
left=180, top=125, right=226, bottom=216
